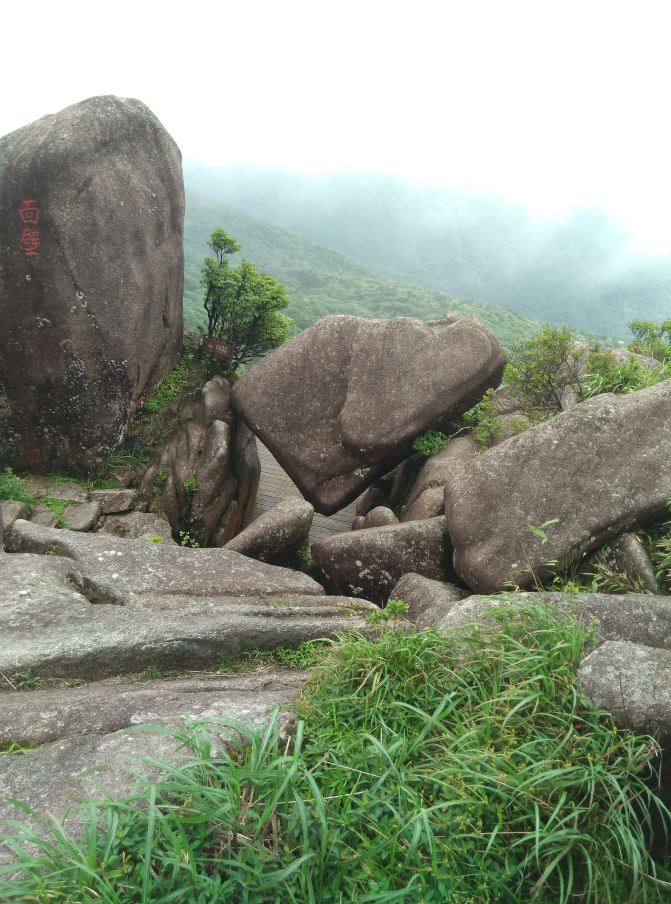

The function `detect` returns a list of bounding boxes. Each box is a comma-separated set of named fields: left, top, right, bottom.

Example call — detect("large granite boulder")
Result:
left=137, top=376, right=260, bottom=547
left=0, top=96, right=184, bottom=473
left=233, top=314, right=505, bottom=515
left=445, top=381, right=671, bottom=593
left=311, top=517, right=454, bottom=603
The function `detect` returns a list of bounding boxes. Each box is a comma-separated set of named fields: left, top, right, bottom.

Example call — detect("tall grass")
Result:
left=1, top=606, right=669, bottom=902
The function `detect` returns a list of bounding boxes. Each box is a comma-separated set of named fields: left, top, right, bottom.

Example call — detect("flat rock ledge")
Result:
left=0, top=672, right=306, bottom=852
left=6, top=519, right=323, bottom=602
left=0, top=552, right=375, bottom=680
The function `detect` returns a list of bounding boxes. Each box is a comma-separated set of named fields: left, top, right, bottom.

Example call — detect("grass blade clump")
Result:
left=1, top=605, right=669, bottom=902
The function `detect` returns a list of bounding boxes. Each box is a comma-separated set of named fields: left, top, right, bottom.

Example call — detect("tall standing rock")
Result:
left=0, top=96, right=184, bottom=473
left=233, top=314, right=505, bottom=514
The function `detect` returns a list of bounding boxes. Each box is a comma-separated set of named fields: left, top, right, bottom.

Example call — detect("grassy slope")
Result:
left=184, top=191, right=544, bottom=348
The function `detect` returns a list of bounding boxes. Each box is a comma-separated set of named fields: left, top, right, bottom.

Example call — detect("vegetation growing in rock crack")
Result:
left=2, top=606, right=670, bottom=903
left=411, top=430, right=448, bottom=456
left=467, top=320, right=671, bottom=447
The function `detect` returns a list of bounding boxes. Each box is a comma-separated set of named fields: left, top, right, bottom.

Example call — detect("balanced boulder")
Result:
left=444, top=381, right=671, bottom=593
left=0, top=96, right=184, bottom=473
left=233, top=314, right=505, bottom=514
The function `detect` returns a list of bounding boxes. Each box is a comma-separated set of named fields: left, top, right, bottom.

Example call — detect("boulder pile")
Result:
left=2, top=229, right=671, bottom=851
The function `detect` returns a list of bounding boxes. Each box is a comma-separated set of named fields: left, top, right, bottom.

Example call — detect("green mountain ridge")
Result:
left=184, top=191, right=544, bottom=348
left=184, top=165, right=671, bottom=338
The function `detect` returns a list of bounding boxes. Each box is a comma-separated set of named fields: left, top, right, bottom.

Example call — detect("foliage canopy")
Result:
left=201, top=228, right=292, bottom=369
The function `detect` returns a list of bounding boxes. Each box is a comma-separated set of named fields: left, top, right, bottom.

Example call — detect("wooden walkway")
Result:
left=250, top=443, right=358, bottom=543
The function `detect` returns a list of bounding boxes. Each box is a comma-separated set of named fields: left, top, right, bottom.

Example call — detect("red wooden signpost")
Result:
left=202, top=337, right=233, bottom=360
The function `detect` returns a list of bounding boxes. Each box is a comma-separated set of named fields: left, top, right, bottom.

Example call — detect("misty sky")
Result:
left=2, top=0, right=670, bottom=253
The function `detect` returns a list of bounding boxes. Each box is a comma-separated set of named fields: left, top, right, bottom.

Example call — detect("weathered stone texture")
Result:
left=444, top=381, right=671, bottom=593
left=137, top=376, right=260, bottom=547
left=390, top=573, right=468, bottom=628
left=311, top=517, right=453, bottom=602
left=0, top=95, right=184, bottom=473
left=225, top=498, right=313, bottom=564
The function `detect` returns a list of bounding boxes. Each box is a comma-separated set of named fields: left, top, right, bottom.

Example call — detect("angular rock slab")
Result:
left=6, top=520, right=322, bottom=603
left=89, top=488, right=138, bottom=514
left=100, top=511, right=173, bottom=541
left=578, top=641, right=671, bottom=736
left=0, top=95, right=184, bottom=473
left=0, top=672, right=306, bottom=846
left=233, top=314, right=505, bottom=514
left=401, top=487, right=445, bottom=522
left=390, top=573, right=469, bottom=629
left=436, top=591, right=671, bottom=650
left=444, top=381, right=671, bottom=593
left=0, top=552, right=375, bottom=680
left=225, top=498, right=313, bottom=564
left=311, top=517, right=453, bottom=603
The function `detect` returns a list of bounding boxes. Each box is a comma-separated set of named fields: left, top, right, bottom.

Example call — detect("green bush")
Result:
left=183, top=472, right=198, bottom=495
left=580, top=347, right=670, bottom=399
left=499, top=322, right=671, bottom=428
left=0, top=467, right=33, bottom=506
left=628, top=320, right=671, bottom=363
left=411, top=430, right=448, bottom=457
left=504, top=327, right=587, bottom=422
left=2, top=606, right=669, bottom=902
left=143, top=348, right=202, bottom=415
left=472, top=387, right=502, bottom=449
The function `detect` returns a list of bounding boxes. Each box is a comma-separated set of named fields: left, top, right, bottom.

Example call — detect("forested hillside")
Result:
left=185, top=164, right=671, bottom=338
left=184, top=192, right=544, bottom=348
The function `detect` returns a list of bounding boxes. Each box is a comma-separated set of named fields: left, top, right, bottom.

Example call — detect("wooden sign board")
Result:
left=202, top=337, right=233, bottom=360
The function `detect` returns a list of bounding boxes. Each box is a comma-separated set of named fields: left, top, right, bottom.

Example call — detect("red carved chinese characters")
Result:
left=18, top=199, right=41, bottom=256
